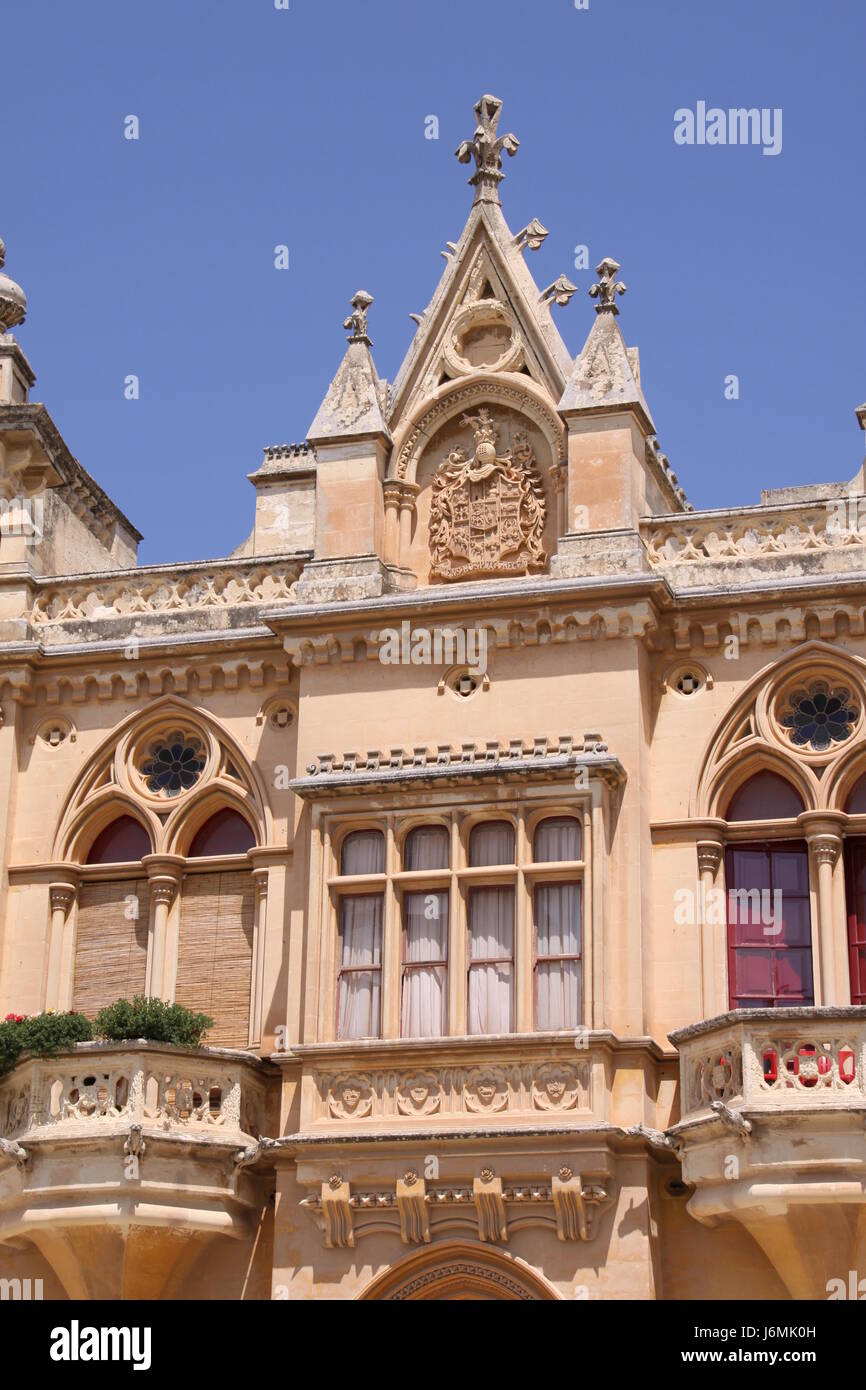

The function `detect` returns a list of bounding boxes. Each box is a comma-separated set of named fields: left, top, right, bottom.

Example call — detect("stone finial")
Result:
left=455, top=94, right=519, bottom=204
left=343, top=290, right=374, bottom=345
left=515, top=218, right=549, bottom=252
left=0, top=235, right=27, bottom=334
left=589, top=257, right=627, bottom=315
left=856, top=402, right=866, bottom=433
left=540, top=275, right=578, bottom=308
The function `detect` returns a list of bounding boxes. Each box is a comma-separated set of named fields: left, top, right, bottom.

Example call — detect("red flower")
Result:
left=4, top=1013, right=26, bottom=1023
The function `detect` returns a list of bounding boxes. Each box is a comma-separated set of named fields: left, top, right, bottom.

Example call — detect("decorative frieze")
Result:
left=643, top=503, right=866, bottom=580
left=30, top=558, right=304, bottom=628
left=313, top=1057, right=592, bottom=1128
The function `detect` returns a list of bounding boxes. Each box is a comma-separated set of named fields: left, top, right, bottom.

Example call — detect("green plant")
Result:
left=0, top=1010, right=93, bottom=1077
left=94, top=995, right=214, bottom=1047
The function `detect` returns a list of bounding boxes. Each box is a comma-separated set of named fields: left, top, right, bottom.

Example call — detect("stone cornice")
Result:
left=0, top=402, right=142, bottom=544
left=291, top=739, right=626, bottom=797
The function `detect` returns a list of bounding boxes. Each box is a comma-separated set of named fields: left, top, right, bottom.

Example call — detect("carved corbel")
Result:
left=551, top=1168, right=615, bottom=1242
left=322, top=1175, right=354, bottom=1249
left=473, top=1169, right=507, bottom=1244
left=710, top=1099, right=753, bottom=1137
left=0, top=1137, right=28, bottom=1167
left=396, top=1170, right=430, bottom=1245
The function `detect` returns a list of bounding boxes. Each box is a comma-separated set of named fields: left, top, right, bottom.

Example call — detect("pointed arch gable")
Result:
left=389, top=372, right=566, bottom=485
left=691, top=641, right=866, bottom=818
left=52, top=696, right=272, bottom=861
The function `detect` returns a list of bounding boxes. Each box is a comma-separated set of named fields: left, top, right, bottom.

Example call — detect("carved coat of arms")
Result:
left=429, top=408, right=547, bottom=581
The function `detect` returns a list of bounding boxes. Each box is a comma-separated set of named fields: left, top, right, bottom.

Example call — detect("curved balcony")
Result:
left=0, top=1042, right=277, bottom=1299
left=670, top=1007, right=866, bottom=1299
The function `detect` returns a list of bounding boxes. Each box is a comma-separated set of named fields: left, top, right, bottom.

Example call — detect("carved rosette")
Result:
left=429, top=408, right=547, bottom=581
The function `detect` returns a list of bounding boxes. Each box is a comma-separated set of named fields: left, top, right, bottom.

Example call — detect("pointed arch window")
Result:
left=188, top=808, right=256, bottom=858
left=724, top=772, right=812, bottom=1009
left=85, top=815, right=152, bottom=864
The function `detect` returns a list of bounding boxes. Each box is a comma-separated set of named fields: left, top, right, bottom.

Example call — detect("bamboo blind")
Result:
left=176, top=870, right=255, bottom=1047
left=72, top=879, right=151, bottom=1016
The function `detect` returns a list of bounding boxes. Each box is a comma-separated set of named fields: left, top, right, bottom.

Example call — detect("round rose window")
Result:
left=779, top=681, right=859, bottom=753
left=141, top=730, right=206, bottom=796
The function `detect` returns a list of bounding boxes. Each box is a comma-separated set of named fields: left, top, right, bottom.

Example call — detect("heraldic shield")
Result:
left=429, top=408, right=548, bottom=581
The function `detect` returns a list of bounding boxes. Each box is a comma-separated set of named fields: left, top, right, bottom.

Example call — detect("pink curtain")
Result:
left=405, top=825, right=449, bottom=871
left=534, top=817, right=581, bottom=862
left=338, top=894, right=383, bottom=1038
left=402, top=891, right=448, bottom=1036
left=468, top=884, right=514, bottom=1034
left=535, top=882, right=582, bottom=1029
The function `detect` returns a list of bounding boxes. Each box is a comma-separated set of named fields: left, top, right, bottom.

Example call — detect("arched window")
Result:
left=401, top=825, right=450, bottom=1039
left=725, top=771, right=805, bottom=822
left=337, top=830, right=385, bottom=1039
left=86, top=814, right=151, bottom=864
left=845, top=774, right=866, bottom=816
left=176, top=808, right=257, bottom=1047
left=467, top=822, right=516, bottom=1035
left=74, top=816, right=153, bottom=1017
left=532, top=818, right=582, bottom=1029
left=188, top=808, right=255, bottom=857
left=724, top=774, right=811, bottom=1009
left=844, top=775, right=866, bottom=1003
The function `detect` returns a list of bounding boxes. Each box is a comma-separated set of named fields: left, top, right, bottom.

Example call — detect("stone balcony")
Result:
left=272, top=1032, right=676, bottom=1265
left=0, top=1041, right=278, bottom=1299
left=670, top=1008, right=866, bottom=1298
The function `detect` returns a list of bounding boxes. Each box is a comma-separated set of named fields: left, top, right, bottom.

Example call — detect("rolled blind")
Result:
left=176, top=870, right=254, bottom=1047
left=72, top=879, right=151, bottom=1016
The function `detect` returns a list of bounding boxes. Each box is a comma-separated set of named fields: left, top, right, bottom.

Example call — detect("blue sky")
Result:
left=4, top=0, right=865, bottom=565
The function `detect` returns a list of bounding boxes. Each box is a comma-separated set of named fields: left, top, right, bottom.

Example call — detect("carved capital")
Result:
left=809, top=835, right=841, bottom=869
left=696, top=841, right=723, bottom=878
left=149, top=877, right=178, bottom=907
left=49, top=882, right=77, bottom=916
left=252, top=868, right=269, bottom=902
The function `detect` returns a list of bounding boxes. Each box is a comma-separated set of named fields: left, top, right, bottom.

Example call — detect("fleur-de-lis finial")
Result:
left=589, top=257, right=627, bottom=315
left=343, top=290, right=374, bottom=345
left=455, top=94, right=519, bottom=204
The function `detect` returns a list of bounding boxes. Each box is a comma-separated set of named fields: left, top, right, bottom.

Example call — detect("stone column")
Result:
left=696, top=842, right=723, bottom=1018
left=142, top=856, right=183, bottom=1000
left=398, top=489, right=416, bottom=562
left=809, top=835, right=842, bottom=1005
left=45, top=879, right=78, bottom=1011
left=250, top=868, right=269, bottom=1046
left=383, top=482, right=402, bottom=566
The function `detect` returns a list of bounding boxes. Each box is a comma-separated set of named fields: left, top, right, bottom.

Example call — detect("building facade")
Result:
left=2, top=95, right=866, bottom=1301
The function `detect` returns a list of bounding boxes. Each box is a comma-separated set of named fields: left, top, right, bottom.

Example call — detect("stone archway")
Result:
left=358, top=1242, right=559, bottom=1301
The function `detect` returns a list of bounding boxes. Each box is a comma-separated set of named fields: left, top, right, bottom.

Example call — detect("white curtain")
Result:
left=341, top=829, right=385, bottom=875
left=534, top=817, right=581, bottom=862
left=468, top=885, right=514, bottom=1034
left=338, top=894, right=383, bottom=1038
left=402, top=891, right=448, bottom=1036
left=535, top=882, right=582, bottom=1029
left=405, top=825, right=449, bottom=871
left=469, top=820, right=515, bottom=866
